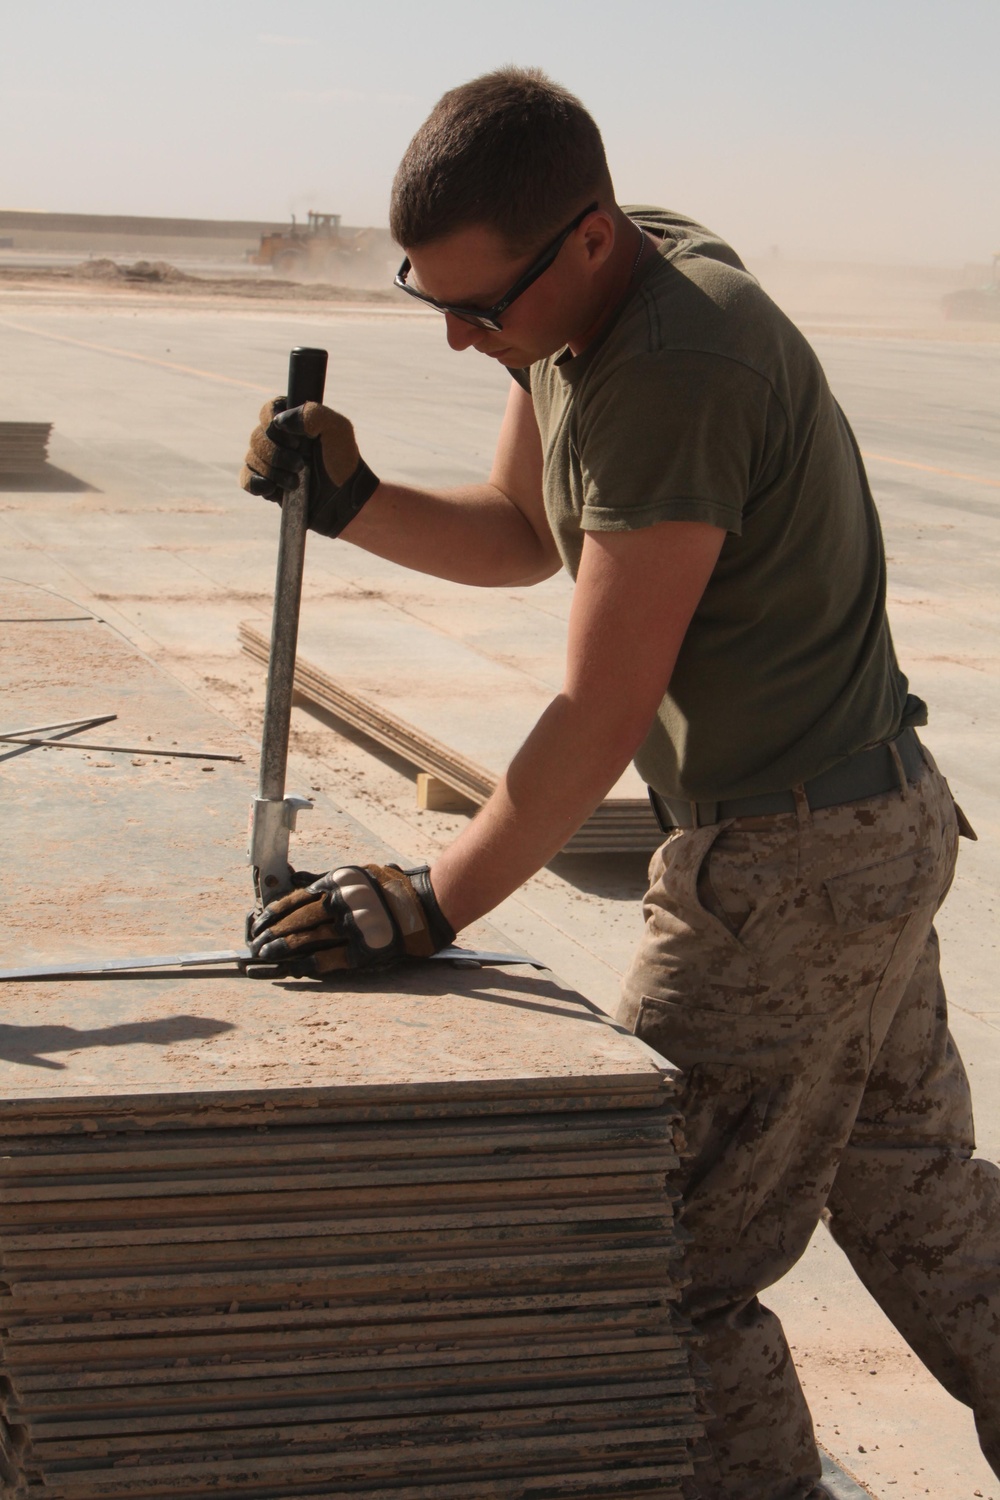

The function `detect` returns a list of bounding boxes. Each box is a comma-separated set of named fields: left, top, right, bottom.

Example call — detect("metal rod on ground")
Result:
left=0, top=715, right=119, bottom=765
left=248, top=346, right=328, bottom=904
left=0, top=947, right=548, bottom=980
left=0, top=737, right=242, bottom=761
left=0, top=714, right=116, bottom=739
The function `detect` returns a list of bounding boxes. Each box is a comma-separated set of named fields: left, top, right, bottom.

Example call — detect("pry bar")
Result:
left=247, top=346, right=328, bottom=906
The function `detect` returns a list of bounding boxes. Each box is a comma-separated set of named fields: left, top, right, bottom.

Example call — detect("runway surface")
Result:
left=1, top=285, right=997, bottom=1497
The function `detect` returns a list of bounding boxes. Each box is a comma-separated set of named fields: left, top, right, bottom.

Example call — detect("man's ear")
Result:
left=579, top=208, right=617, bottom=269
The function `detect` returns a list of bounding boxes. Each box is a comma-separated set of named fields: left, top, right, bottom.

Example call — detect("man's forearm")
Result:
left=340, top=480, right=559, bottom=587
left=429, top=692, right=649, bottom=933
left=426, top=522, right=727, bottom=933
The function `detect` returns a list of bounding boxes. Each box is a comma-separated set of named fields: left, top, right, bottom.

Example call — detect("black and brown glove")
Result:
left=249, top=863, right=455, bottom=975
left=240, top=399, right=380, bottom=538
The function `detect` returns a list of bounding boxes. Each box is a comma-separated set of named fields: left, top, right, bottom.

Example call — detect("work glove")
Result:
left=240, top=398, right=380, bottom=539
left=249, top=863, right=456, bottom=975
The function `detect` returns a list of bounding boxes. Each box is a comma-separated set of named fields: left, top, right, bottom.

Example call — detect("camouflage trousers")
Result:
left=617, top=749, right=1000, bottom=1499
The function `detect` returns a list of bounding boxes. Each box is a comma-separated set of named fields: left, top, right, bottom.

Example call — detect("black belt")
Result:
left=649, top=728, right=925, bottom=832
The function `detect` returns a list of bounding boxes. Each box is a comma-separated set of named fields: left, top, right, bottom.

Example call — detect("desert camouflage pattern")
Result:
left=618, top=748, right=1000, bottom=1498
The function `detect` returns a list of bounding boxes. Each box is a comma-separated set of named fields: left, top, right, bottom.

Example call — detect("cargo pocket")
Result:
left=637, top=994, right=858, bottom=1241
left=635, top=992, right=854, bottom=1077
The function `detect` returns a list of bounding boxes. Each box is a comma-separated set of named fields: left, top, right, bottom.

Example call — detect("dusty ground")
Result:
left=1, top=269, right=998, bottom=1497
left=0, top=261, right=403, bottom=303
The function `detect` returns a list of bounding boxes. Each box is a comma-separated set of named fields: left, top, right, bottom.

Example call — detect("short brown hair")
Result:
left=390, top=67, right=612, bottom=254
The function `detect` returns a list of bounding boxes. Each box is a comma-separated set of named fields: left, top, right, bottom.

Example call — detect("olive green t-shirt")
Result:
left=514, top=207, right=921, bottom=802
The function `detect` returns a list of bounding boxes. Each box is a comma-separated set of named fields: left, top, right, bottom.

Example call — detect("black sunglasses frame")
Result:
left=394, top=201, right=599, bottom=331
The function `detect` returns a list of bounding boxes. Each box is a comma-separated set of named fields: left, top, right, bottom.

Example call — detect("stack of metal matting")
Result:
left=0, top=422, right=52, bottom=474
left=1, top=581, right=697, bottom=1496
left=1, top=1078, right=696, bottom=1499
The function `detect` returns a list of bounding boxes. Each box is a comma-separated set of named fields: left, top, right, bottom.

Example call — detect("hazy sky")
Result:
left=3, top=0, right=996, bottom=265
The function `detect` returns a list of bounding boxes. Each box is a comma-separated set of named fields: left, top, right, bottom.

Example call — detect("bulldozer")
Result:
left=251, top=211, right=377, bottom=281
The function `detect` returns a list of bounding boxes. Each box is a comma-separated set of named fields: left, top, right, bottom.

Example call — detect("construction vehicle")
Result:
left=942, top=252, right=1000, bottom=321
left=251, top=211, right=378, bottom=281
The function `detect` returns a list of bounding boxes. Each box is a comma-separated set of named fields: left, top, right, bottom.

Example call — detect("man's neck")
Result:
left=567, top=209, right=650, bottom=356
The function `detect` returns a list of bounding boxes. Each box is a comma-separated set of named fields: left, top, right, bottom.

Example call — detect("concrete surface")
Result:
left=0, top=274, right=997, bottom=1497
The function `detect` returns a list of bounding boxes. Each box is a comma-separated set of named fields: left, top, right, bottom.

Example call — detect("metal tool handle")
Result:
left=251, top=346, right=328, bottom=900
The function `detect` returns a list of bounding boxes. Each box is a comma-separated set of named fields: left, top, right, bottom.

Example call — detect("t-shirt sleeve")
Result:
left=577, top=349, right=780, bottom=537
left=507, top=366, right=532, bottom=393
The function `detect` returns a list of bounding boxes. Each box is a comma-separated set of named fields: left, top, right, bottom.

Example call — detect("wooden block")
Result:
left=417, top=773, right=477, bottom=813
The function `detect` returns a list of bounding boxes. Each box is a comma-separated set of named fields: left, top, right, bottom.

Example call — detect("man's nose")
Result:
left=444, top=313, right=482, bottom=351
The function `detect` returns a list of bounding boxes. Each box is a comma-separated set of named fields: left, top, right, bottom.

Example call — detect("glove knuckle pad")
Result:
left=329, top=867, right=396, bottom=952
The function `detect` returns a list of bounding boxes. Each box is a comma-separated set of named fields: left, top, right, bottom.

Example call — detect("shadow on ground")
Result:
left=549, top=850, right=653, bottom=900
left=0, top=464, right=99, bottom=493
left=295, top=699, right=421, bottom=781
left=0, top=1015, right=235, bottom=1069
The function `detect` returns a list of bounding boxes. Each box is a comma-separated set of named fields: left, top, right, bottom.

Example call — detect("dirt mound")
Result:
left=75, top=257, right=189, bottom=282
left=74, top=258, right=123, bottom=279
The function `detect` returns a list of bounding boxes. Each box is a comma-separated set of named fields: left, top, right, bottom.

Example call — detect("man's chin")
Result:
left=482, top=347, right=530, bottom=367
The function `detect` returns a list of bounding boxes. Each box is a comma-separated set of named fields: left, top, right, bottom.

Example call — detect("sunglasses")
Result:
left=393, top=201, right=599, bottom=332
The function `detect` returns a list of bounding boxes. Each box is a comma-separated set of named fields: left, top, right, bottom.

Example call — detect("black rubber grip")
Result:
left=287, top=347, right=328, bottom=408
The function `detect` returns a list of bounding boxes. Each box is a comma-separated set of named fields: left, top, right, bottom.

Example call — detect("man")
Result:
left=241, top=68, right=999, bottom=1499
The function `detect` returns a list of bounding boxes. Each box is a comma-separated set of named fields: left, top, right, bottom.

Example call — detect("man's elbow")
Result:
left=474, top=535, right=562, bottom=588
left=491, top=556, right=562, bottom=588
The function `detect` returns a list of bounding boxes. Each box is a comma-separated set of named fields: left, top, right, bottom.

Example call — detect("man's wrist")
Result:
left=310, top=459, right=381, bottom=539
left=403, top=865, right=456, bottom=949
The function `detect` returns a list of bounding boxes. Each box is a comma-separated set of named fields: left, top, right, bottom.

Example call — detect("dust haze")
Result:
left=0, top=207, right=995, bottom=337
